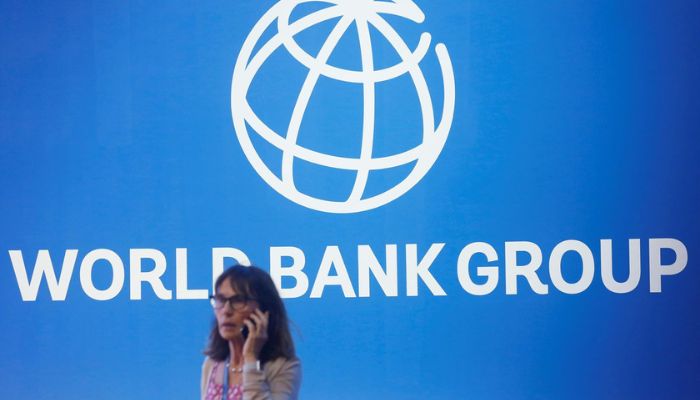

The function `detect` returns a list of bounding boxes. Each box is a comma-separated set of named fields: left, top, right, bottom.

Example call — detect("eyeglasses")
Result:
left=209, top=294, right=257, bottom=310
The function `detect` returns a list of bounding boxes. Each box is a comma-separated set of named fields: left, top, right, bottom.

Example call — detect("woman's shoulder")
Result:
left=202, top=357, right=219, bottom=375
left=202, top=356, right=216, bottom=366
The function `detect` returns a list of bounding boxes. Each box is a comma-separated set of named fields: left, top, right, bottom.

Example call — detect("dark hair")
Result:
left=204, top=264, right=296, bottom=364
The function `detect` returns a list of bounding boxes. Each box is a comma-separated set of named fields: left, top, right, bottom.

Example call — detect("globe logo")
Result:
left=231, top=0, right=455, bottom=213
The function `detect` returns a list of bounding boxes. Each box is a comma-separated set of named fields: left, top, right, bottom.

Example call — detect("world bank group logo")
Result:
left=231, top=0, right=455, bottom=213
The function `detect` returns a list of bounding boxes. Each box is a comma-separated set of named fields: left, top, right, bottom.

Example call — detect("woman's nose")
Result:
left=221, top=301, right=235, bottom=313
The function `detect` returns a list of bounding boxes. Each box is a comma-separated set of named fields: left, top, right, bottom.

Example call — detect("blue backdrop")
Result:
left=1, top=0, right=699, bottom=398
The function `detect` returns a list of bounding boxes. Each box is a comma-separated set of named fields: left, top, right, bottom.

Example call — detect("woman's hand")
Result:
left=242, top=308, right=269, bottom=362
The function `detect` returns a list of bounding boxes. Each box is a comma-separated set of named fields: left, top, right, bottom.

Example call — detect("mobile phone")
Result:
left=241, top=325, right=249, bottom=339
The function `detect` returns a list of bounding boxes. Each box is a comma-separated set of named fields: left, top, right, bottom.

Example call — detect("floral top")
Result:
left=204, top=362, right=243, bottom=400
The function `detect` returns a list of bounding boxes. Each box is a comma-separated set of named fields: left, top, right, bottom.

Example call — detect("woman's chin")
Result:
left=219, top=326, right=242, bottom=340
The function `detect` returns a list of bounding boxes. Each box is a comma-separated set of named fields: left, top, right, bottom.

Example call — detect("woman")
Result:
left=202, top=264, right=301, bottom=400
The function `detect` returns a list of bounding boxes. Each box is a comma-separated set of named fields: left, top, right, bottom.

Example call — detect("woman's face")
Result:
left=214, top=278, right=260, bottom=341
